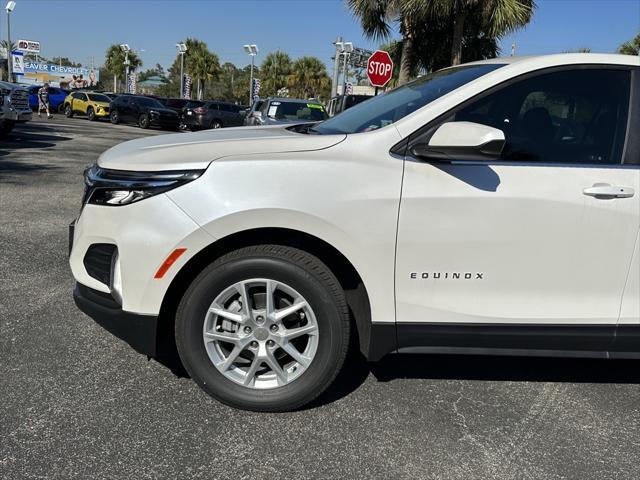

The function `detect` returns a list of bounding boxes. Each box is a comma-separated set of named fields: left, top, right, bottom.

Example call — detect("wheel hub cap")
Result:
left=202, top=278, right=319, bottom=389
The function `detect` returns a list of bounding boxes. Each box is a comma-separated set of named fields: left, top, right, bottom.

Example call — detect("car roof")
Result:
left=268, top=97, right=322, bottom=104
left=461, top=53, right=639, bottom=67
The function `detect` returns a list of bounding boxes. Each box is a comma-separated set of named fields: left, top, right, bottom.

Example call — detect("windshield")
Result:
left=313, top=64, right=504, bottom=134
left=88, top=93, right=111, bottom=103
left=137, top=97, right=165, bottom=108
left=267, top=101, right=327, bottom=121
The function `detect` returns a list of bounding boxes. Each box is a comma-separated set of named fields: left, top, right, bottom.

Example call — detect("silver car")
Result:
left=248, top=97, right=327, bottom=126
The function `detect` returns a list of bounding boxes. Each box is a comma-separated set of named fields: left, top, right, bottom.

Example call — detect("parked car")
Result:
left=27, top=85, right=68, bottom=112
left=182, top=100, right=245, bottom=130
left=243, top=98, right=265, bottom=125
left=327, top=94, right=373, bottom=116
left=109, top=95, right=179, bottom=129
left=0, top=81, right=31, bottom=133
left=70, top=54, right=640, bottom=412
left=63, top=91, right=112, bottom=121
left=249, top=97, right=328, bottom=126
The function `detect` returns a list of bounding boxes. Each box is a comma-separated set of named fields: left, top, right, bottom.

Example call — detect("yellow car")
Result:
left=63, top=91, right=112, bottom=121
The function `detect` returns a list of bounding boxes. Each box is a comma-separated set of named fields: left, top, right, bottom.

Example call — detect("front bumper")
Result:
left=183, top=114, right=206, bottom=129
left=1, top=108, right=32, bottom=122
left=74, top=282, right=158, bottom=356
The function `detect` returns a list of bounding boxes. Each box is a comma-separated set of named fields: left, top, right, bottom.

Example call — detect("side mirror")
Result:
left=411, top=121, right=505, bottom=161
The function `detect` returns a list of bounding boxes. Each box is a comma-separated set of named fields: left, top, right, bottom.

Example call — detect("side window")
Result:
left=453, top=68, right=631, bottom=164
left=208, top=102, right=220, bottom=110
left=219, top=103, right=231, bottom=112
left=71, top=92, right=81, bottom=100
left=78, top=93, right=88, bottom=101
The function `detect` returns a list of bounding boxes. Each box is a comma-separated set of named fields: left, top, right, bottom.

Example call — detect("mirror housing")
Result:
left=411, top=121, right=505, bottom=161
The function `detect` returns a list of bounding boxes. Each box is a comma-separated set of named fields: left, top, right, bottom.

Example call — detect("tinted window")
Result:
left=207, top=102, right=220, bottom=110
left=135, top=97, right=165, bottom=108
left=185, top=100, right=204, bottom=109
left=88, top=94, right=111, bottom=103
left=314, top=64, right=504, bottom=134
left=77, top=93, right=88, bottom=101
left=219, top=103, right=232, bottom=112
left=268, top=101, right=327, bottom=121
left=453, top=68, right=631, bottom=164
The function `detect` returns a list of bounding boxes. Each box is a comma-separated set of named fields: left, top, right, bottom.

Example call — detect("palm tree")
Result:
left=104, top=44, right=142, bottom=92
left=0, top=40, right=17, bottom=81
left=347, top=0, right=423, bottom=85
left=287, top=56, right=331, bottom=99
left=617, top=33, right=640, bottom=56
left=180, top=38, right=220, bottom=100
left=260, top=51, right=292, bottom=96
left=421, top=0, right=535, bottom=65
left=349, top=0, right=535, bottom=83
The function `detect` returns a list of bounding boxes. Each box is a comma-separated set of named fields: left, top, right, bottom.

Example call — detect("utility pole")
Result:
left=176, top=43, right=187, bottom=98
left=511, top=42, right=516, bottom=57
left=341, top=42, right=353, bottom=96
left=6, top=1, right=15, bottom=82
left=243, top=44, right=258, bottom=105
left=120, top=44, right=131, bottom=94
left=331, top=36, right=342, bottom=98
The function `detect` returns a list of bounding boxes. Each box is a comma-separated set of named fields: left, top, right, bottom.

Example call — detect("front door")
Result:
left=395, top=67, right=639, bottom=347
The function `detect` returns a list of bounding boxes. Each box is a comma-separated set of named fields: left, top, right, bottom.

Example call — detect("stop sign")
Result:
left=366, top=50, right=393, bottom=88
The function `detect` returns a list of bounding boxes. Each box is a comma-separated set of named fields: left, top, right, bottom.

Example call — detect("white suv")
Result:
left=70, top=54, right=640, bottom=411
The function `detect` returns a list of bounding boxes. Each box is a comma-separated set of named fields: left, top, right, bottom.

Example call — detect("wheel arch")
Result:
left=156, top=227, right=379, bottom=362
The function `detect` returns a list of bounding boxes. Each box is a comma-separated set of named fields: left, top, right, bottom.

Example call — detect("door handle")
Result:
left=583, top=183, right=635, bottom=199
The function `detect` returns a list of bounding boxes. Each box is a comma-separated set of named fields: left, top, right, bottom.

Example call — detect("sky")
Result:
left=2, top=0, right=639, bottom=74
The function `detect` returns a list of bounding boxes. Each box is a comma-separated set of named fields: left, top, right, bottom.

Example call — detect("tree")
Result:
left=183, top=38, right=220, bottom=100
left=49, top=57, right=82, bottom=67
left=287, top=56, right=331, bottom=99
left=138, top=63, right=166, bottom=82
left=103, top=44, right=142, bottom=92
left=260, top=51, right=292, bottom=96
left=349, top=0, right=534, bottom=84
left=617, top=33, right=640, bottom=55
left=422, top=0, right=535, bottom=66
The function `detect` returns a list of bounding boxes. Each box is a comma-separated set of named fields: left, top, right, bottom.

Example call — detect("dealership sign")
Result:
left=11, top=51, right=24, bottom=74
left=17, top=39, right=40, bottom=53
left=19, top=62, right=99, bottom=87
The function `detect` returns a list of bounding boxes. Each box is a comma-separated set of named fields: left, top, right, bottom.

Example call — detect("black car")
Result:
left=109, top=95, right=179, bottom=130
left=183, top=100, right=245, bottom=130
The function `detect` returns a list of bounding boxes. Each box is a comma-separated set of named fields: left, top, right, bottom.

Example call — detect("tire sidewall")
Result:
left=139, top=114, right=149, bottom=129
left=110, top=110, right=119, bottom=124
left=87, top=107, right=95, bottom=121
left=65, top=104, right=73, bottom=117
left=211, top=119, right=222, bottom=129
left=176, top=253, right=346, bottom=410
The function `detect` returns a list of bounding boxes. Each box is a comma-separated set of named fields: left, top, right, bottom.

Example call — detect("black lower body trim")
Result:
left=73, top=283, right=158, bottom=357
left=395, top=323, right=640, bottom=359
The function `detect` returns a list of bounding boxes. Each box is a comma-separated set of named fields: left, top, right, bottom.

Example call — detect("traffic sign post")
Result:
left=366, top=50, right=393, bottom=89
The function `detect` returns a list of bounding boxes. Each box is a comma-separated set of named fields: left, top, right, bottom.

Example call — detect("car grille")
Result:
left=9, top=90, right=29, bottom=110
left=83, top=244, right=117, bottom=286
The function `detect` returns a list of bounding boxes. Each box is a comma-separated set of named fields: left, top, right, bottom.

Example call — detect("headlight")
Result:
left=83, top=165, right=204, bottom=207
left=149, top=109, right=160, bottom=116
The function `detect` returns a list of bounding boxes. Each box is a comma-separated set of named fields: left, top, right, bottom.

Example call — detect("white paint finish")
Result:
left=70, top=194, right=215, bottom=314
left=619, top=229, right=640, bottom=325
left=97, top=124, right=346, bottom=171
left=166, top=126, right=404, bottom=324
left=395, top=162, right=640, bottom=324
left=429, top=122, right=505, bottom=148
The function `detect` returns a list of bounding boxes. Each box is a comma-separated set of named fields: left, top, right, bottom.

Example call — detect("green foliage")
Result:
left=260, top=51, right=293, bottom=96
left=617, top=33, right=640, bottom=55
left=287, top=56, right=331, bottom=99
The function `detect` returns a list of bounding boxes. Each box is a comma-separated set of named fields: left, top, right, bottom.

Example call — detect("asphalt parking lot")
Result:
left=2, top=116, right=640, bottom=479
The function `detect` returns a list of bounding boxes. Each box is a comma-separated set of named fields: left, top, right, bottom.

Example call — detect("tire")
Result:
left=1, top=121, right=15, bottom=133
left=64, top=104, right=74, bottom=118
left=138, top=113, right=150, bottom=129
left=210, top=119, right=222, bottom=129
left=175, top=245, right=350, bottom=412
left=110, top=110, right=119, bottom=124
left=57, top=104, right=66, bottom=114
left=87, top=107, right=96, bottom=121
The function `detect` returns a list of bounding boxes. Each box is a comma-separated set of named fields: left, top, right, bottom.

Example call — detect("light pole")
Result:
left=341, top=42, right=353, bottom=96
left=243, top=44, right=258, bottom=106
left=331, top=36, right=342, bottom=98
left=176, top=43, right=187, bottom=99
left=5, top=1, right=16, bottom=82
left=120, top=44, right=130, bottom=93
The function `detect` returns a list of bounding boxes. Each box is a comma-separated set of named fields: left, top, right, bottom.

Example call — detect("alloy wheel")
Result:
left=202, top=278, right=319, bottom=389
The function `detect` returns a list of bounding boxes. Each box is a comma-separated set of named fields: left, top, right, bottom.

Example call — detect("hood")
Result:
left=98, top=125, right=346, bottom=171
left=0, top=81, right=26, bottom=91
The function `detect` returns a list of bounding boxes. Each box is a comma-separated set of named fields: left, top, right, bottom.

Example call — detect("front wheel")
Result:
left=87, top=107, right=96, bottom=121
left=110, top=110, right=119, bottom=124
left=175, top=245, right=350, bottom=412
left=64, top=104, right=74, bottom=118
left=138, top=113, right=150, bottom=129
